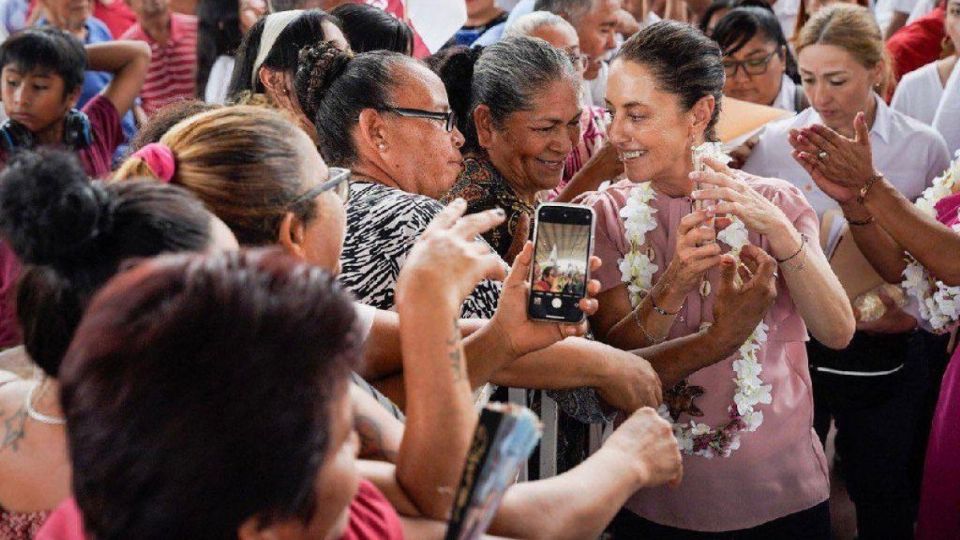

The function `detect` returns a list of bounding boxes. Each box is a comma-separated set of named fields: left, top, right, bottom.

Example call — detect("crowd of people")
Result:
left=0, top=0, right=956, bottom=538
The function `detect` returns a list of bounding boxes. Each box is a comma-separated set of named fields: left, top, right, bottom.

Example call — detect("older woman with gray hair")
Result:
left=435, top=36, right=583, bottom=264
left=504, top=11, right=623, bottom=202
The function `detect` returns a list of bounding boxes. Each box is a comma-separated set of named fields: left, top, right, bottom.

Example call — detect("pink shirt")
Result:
left=578, top=174, right=830, bottom=531
left=915, top=191, right=960, bottom=540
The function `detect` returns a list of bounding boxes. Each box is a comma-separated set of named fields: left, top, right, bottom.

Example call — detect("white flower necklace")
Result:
left=619, top=142, right=771, bottom=458
left=901, top=151, right=960, bottom=333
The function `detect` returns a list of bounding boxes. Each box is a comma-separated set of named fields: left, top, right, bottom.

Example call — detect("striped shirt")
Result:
left=120, top=13, right=198, bottom=116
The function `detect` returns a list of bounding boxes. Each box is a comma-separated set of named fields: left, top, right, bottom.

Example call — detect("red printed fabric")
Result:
left=0, top=509, right=50, bottom=540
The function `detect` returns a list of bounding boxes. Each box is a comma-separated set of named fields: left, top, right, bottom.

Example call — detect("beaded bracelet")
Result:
left=775, top=233, right=806, bottom=264
left=650, top=292, right=681, bottom=316
left=776, top=234, right=808, bottom=271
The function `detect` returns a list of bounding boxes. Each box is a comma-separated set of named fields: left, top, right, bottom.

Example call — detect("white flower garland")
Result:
left=901, top=152, right=960, bottom=333
left=619, top=143, right=770, bottom=458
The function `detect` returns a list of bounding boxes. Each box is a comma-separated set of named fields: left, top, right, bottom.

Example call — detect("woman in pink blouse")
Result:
left=580, top=22, right=855, bottom=536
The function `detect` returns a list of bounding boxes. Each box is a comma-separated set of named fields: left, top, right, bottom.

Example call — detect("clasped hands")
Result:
left=788, top=111, right=878, bottom=204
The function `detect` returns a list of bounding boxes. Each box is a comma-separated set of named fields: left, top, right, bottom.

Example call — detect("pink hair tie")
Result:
left=131, top=143, right=176, bottom=183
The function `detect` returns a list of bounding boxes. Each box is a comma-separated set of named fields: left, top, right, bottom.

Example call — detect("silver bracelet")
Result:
left=634, top=305, right=667, bottom=345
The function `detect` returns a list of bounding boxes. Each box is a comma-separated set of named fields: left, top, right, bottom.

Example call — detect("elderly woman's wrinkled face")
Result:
left=722, top=33, right=786, bottom=107
left=376, top=63, right=466, bottom=199
left=480, top=79, right=581, bottom=195
left=606, top=59, right=703, bottom=186
left=798, top=43, right=881, bottom=135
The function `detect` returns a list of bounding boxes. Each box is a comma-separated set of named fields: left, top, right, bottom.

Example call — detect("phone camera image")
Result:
left=528, top=217, right=592, bottom=322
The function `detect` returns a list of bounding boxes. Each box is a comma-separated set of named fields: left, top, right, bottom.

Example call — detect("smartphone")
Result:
left=527, top=203, right=595, bottom=323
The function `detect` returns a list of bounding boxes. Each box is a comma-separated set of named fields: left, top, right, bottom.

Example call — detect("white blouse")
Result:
left=771, top=74, right=802, bottom=113
left=204, top=55, right=235, bottom=105
left=933, top=60, right=960, bottom=154
left=743, top=94, right=951, bottom=218
left=891, top=62, right=943, bottom=125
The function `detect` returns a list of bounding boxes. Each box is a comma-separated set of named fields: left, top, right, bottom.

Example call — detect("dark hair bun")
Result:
left=427, top=45, right=482, bottom=124
left=295, top=41, right=353, bottom=121
left=0, top=149, right=113, bottom=266
left=427, top=45, right=483, bottom=152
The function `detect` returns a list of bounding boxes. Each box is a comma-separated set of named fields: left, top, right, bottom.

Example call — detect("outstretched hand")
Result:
left=604, top=407, right=682, bottom=489
left=788, top=112, right=877, bottom=204
left=489, top=241, right=602, bottom=359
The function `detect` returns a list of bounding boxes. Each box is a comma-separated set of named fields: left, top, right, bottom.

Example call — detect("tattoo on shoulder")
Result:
left=0, top=406, right=27, bottom=453
left=355, top=414, right=398, bottom=463
left=446, top=316, right=464, bottom=382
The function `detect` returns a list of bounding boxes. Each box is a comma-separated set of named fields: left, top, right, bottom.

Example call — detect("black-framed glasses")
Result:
left=380, top=106, right=457, bottom=132
left=722, top=49, right=781, bottom=78
left=288, top=167, right=351, bottom=207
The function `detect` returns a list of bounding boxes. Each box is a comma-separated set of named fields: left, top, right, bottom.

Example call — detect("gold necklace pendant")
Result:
left=699, top=279, right=712, bottom=298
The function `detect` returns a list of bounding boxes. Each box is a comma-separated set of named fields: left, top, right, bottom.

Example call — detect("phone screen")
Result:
left=527, top=204, right=594, bottom=323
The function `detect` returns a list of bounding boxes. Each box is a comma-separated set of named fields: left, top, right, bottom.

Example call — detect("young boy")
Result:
left=120, top=0, right=197, bottom=119
left=0, top=27, right=148, bottom=348
left=0, top=26, right=148, bottom=175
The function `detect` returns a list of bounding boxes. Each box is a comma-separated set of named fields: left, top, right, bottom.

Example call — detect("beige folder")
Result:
left=717, top=97, right=793, bottom=145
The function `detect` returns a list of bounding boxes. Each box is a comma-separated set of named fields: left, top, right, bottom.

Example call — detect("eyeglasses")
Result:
left=564, top=49, right=589, bottom=70
left=288, top=167, right=351, bottom=207
left=722, top=49, right=781, bottom=78
left=380, top=106, right=458, bottom=132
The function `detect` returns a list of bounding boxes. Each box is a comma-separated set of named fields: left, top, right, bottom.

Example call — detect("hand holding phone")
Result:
left=527, top=203, right=595, bottom=323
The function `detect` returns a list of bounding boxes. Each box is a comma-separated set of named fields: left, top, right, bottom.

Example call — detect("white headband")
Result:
left=250, top=10, right=305, bottom=87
